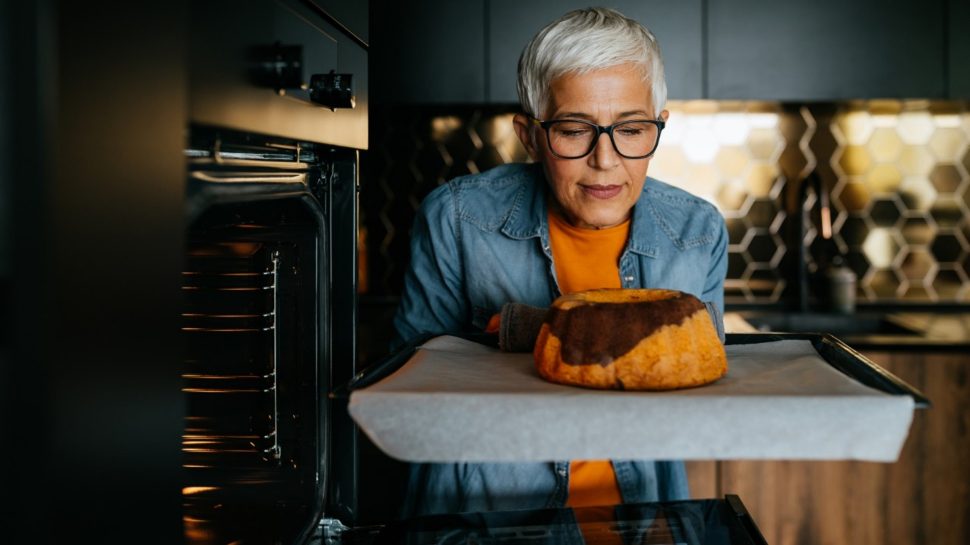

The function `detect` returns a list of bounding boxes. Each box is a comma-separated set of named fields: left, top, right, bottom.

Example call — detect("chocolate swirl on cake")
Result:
left=544, top=291, right=704, bottom=366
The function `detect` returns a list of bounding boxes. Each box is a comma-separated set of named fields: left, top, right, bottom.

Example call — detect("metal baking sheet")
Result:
left=347, top=335, right=916, bottom=463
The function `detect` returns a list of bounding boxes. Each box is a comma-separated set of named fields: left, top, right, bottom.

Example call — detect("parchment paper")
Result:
left=348, top=336, right=914, bottom=462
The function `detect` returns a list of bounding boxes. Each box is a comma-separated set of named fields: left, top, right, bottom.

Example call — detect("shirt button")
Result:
left=557, top=467, right=567, bottom=477
left=623, top=276, right=634, bottom=282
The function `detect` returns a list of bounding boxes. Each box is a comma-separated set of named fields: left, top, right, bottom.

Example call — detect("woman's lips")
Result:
left=580, top=184, right=622, bottom=199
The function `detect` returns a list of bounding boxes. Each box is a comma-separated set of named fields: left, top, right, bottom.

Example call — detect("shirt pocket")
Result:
left=647, top=199, right=718, bottom=250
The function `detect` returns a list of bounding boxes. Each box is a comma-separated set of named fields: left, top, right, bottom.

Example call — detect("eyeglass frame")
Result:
left=530, top=116, right=666, bottom=160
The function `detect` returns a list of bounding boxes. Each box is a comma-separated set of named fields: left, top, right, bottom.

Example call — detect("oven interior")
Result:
left=181, top=130, right=348, bottom=544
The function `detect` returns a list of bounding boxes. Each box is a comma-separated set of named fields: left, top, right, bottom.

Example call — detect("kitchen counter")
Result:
left=726, top=310, right=970, bottom=352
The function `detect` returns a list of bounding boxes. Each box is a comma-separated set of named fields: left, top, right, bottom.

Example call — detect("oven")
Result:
left=181, top=127, right=359, bottom=545
left=1, top=1, right=365, bottom=543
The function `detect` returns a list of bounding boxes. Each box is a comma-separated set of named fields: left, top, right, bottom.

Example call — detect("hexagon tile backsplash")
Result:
left=361, top=101, right=970, bottom=306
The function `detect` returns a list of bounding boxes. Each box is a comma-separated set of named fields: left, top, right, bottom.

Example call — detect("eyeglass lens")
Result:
left=547, top=121, right=660, bottom=158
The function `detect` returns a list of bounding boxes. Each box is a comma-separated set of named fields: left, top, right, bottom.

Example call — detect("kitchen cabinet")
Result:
left=313, top=0, right=368, bottom=43
left=373, top=0, right=960, bottom=104
left=688, top=349, right=970, bottom=545
left=950, top=0, right=970, bottom=97
left=487, top=0, right=703, bottom=103
left=370, top=0, right=700, bottom=104
left=370, top=0, right=485, bottom=103
left=707, top=0, right=947, bottom=100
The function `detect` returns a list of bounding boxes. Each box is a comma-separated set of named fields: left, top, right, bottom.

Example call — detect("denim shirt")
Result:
left=391, top=162, right=728, bottom=517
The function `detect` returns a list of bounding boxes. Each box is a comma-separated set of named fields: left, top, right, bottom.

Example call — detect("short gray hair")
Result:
left=516, top=7, right=667, bottom=118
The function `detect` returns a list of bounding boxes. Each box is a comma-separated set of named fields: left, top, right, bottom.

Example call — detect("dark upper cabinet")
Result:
left=950, top=0, right=970, bottom=97
left=312, top=0, right=369, bottom=43
left=707, top=0, right=947, bottom=100
left=370, top=0, right=485, bottom=104
left=372, top=0, right=957, bottom=104
left=487, top=0, right=703, bottom=104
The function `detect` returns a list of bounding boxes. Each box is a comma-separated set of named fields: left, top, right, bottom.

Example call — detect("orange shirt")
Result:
left=548, top=209, right=629, bottom=508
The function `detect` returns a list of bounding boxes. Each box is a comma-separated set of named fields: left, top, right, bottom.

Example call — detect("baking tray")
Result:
left=338, top=333, right=926, bottom=463
left=338, top=332, right=929, bottom=407
left=725, top=333, right=929, bottom=407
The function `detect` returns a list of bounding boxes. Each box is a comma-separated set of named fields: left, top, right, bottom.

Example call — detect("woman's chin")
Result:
left=571, top=210, right=630, bottom=230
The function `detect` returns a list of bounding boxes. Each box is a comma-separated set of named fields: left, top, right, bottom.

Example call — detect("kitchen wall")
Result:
left=360, top=100, right=970, bottom=307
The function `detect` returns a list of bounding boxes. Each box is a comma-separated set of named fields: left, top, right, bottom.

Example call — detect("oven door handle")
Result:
left=190, top=171, right=308, bottom=184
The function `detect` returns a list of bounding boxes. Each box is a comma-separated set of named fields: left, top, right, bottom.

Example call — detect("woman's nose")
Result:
left=588, top=131, right=619, bottom=169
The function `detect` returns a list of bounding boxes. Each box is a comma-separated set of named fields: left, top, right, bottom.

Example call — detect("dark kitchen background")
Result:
left=2, top=1, right=969, bottom=545
left=358, top=1, right=970, bottom=545
left=361, top=0, right=970, bottom=308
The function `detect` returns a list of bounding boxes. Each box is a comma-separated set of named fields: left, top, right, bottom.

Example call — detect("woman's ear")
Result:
left=513, top=114, right=540, bottom=162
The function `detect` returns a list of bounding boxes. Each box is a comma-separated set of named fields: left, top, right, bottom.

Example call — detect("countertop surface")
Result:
left=726, top=311, right=970, bottom=352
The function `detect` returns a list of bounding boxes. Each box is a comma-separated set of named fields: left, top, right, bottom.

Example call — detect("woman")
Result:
left=392, top=7, right=727, bottom=517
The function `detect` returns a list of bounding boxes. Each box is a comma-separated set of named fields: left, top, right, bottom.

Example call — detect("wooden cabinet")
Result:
left=707, top=0, right=947, bottom=100
left=688, top=350, right=970, bottom=545
left=487, top=0, right=703, bottom=103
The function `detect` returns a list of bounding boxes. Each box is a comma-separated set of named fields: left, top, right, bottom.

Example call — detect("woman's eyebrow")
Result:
left=552, top=111, right=595, bottom=120
left=616, top=110, right=652, bottom=118
left=551, top=110, right=653, bottom=120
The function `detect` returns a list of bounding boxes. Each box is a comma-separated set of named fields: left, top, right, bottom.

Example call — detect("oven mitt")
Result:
left=497, top=299, right=726, bottom=352
left=498, top=302, right=549, bottom=352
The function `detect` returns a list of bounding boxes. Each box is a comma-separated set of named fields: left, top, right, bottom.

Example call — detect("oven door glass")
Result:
left=339, top=496, right=766, bottom=545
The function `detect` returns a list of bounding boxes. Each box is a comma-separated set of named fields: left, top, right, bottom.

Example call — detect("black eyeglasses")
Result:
left=531, top=117, right=665, bottom=159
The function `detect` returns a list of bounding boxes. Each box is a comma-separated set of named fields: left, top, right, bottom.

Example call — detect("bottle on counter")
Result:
left=824, top=255, right=857, bottom=314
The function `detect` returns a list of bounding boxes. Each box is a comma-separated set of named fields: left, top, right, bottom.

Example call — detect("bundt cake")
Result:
left=533, top=288, right=727, bottom=390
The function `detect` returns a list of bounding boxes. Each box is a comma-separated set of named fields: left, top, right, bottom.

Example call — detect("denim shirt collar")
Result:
left=499, top=163, right=660, bottom=258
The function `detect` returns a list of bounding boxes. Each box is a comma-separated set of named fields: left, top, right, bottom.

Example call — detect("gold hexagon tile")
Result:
left=897, top=111, right=935, bottom=145
left=866, top=164, right=903, bottom=193
left=835, top=110, right=874, bottom=146
left=714, top=146, right=750, bottom=179
left=716, top=182, right=748, bottom=212
left=899, top=176, right=938, bottom=211
left=930, top=165, right=963, bottom=194
left=934, top=268, right=967, bottom=299
left=863, top=228, right=900, bottom=268
left=836, top=145, right=872, bottom=176
left=865, top=268, right=904, bottom=299
left=868, top=128, right=904, bottom=162
left=900, top=215, right=937, bottom=245
left=898, top=146, right=936, bottom=177
left=897, top=248, right=937, bottom=281
left=745, top=163, right=779, bottom=198
left=932, top=112, right=963, bottom=128
left=746, top=127, right=782, bottom=161
left=931, top=197, right=965, bottom=228
left=681, top=125, right=719, bottom=163
left=682, top=163, right=720, bottom=202
left=928, top=128, right=967, bottom=162
left=833, top=179, right=872, bottom=213
left=712, top=113, right=750, bottom=145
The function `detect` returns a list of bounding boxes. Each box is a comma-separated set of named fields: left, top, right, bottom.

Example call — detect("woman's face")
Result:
left=514, top=63, right=668, bottom=229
